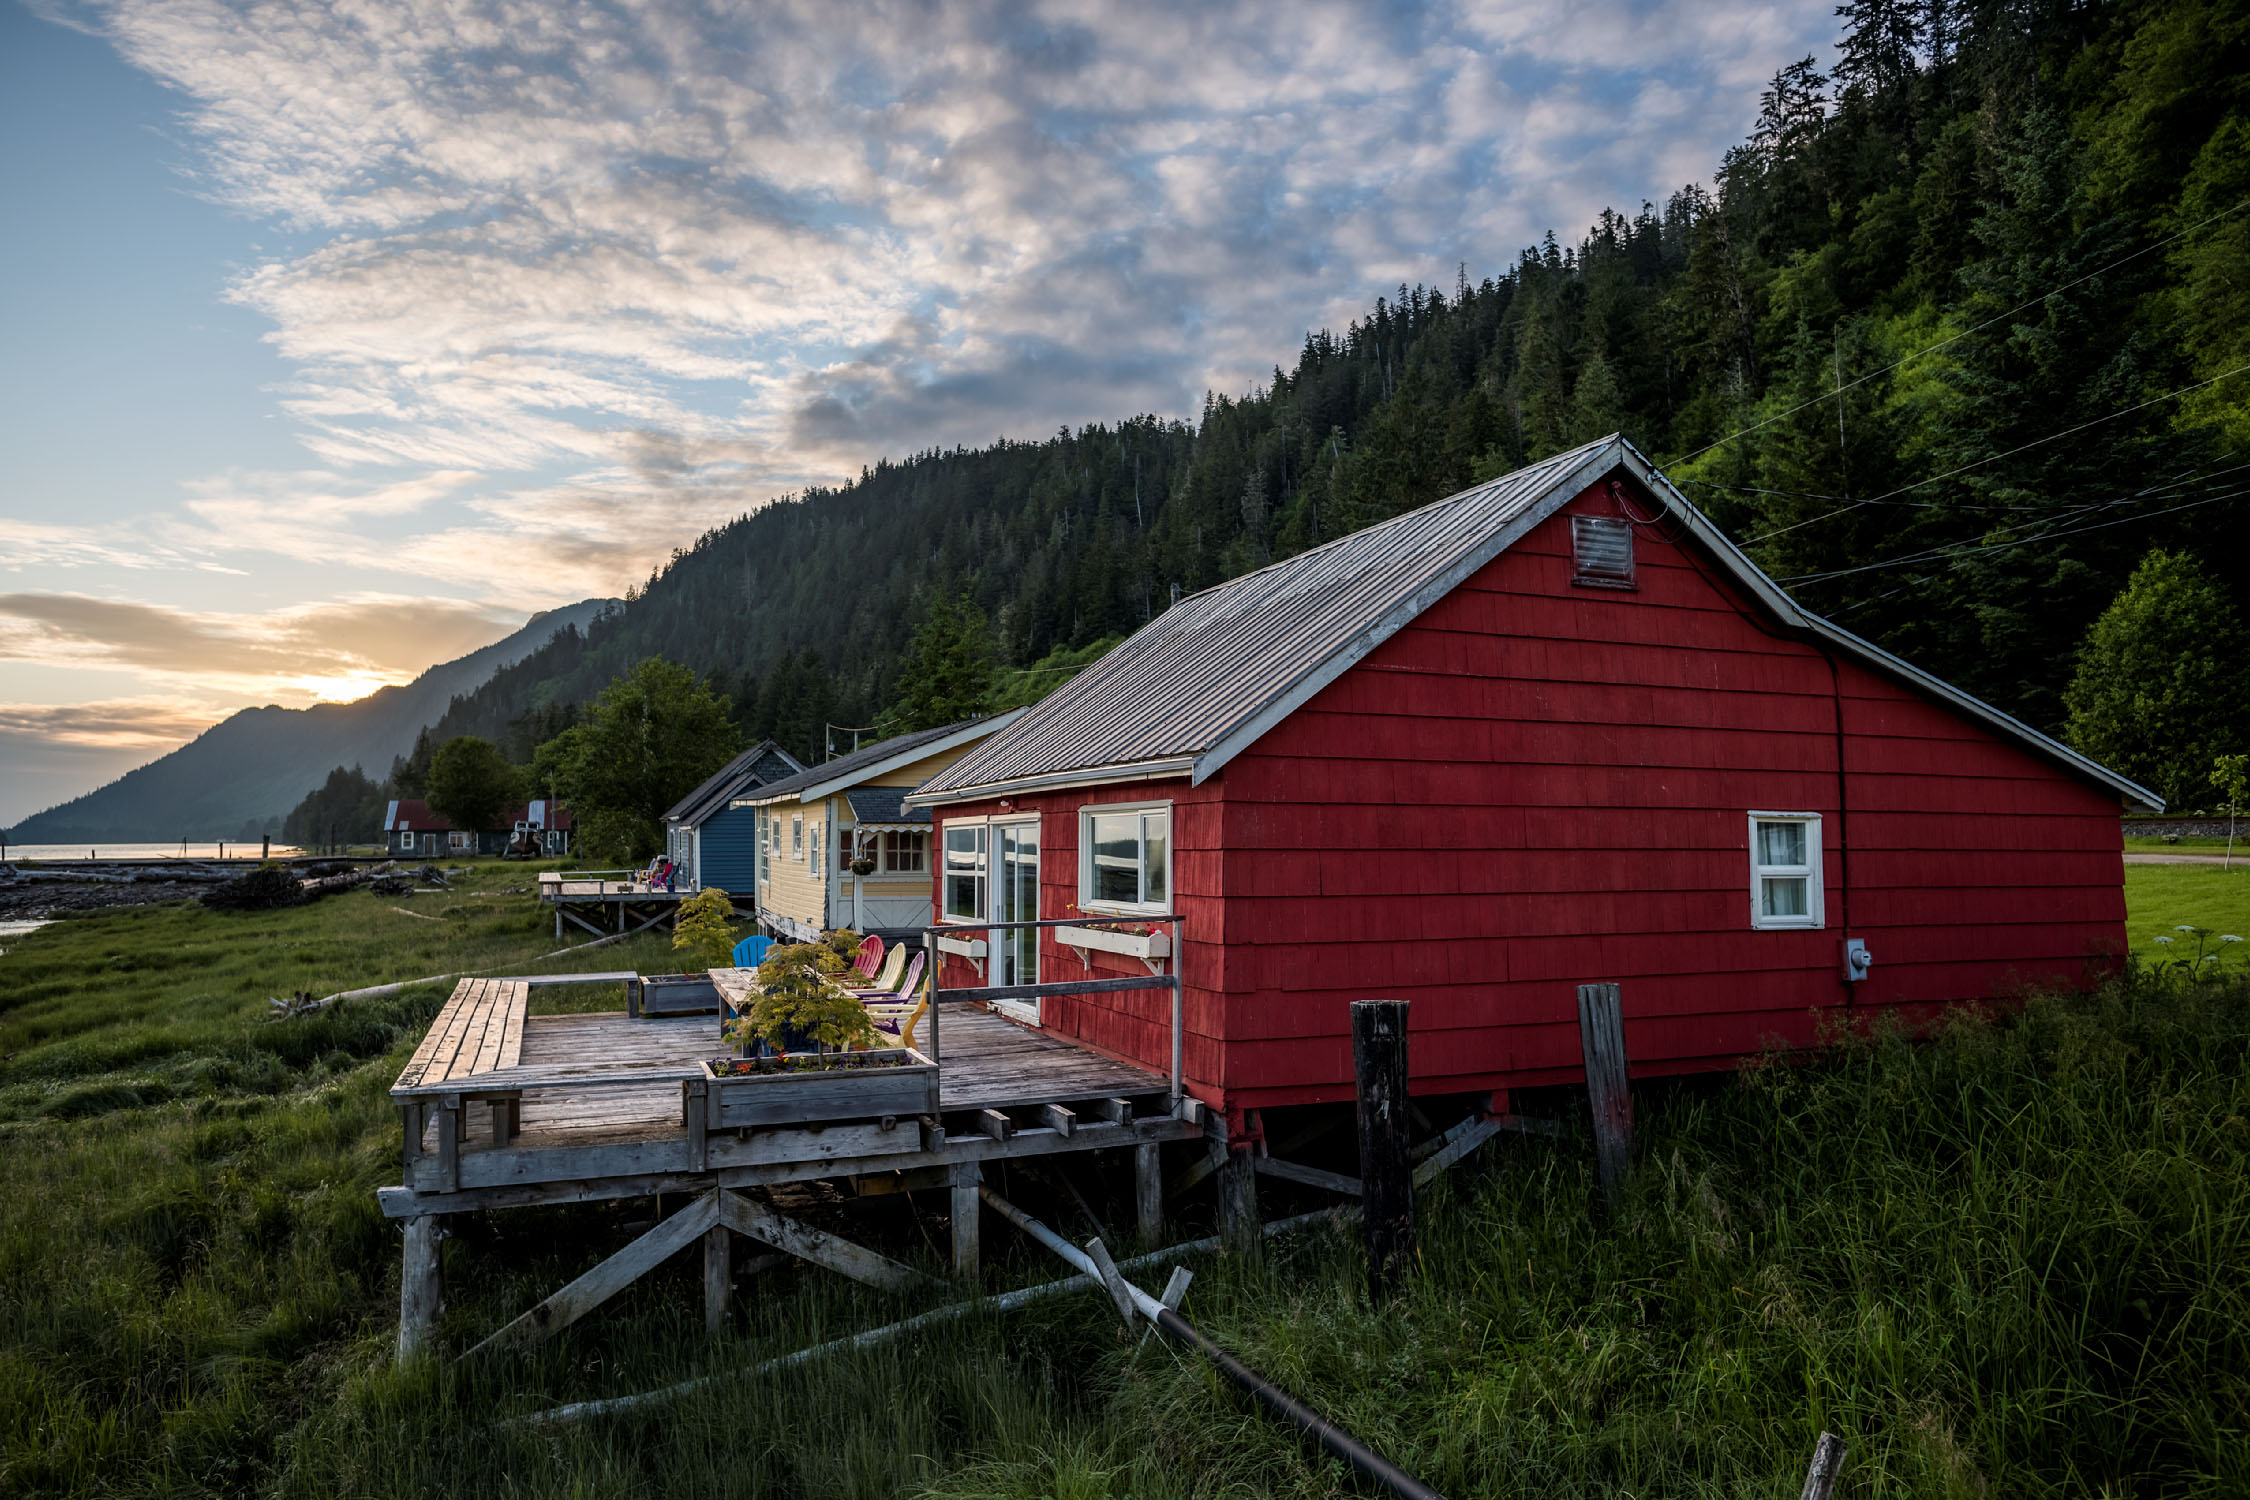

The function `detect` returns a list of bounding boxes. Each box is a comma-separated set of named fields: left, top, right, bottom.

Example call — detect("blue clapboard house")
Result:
left=660, top=740, right=806, bottom=897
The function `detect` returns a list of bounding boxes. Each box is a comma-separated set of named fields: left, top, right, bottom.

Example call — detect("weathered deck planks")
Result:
left=391, top=981, right=1179, bottom=1211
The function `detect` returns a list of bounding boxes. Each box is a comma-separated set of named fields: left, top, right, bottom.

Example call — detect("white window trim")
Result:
left=940, top=819, right=989, bottom=923
left=871, top=829, right=929, bottom=879
left=1077, top=800, right=1174, bottom=917
left=1747, top=811, right=1824, bottom=930
left=791, top=813, right=804, bottom=860
left=809, top=821, right=823, bottom=876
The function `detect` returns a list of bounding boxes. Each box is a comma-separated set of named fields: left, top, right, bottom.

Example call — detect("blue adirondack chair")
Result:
left=731, top=935, right=773, bottom=969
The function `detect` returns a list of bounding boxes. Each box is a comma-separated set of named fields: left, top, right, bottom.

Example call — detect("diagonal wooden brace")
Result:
left=718, top=1190, right=935, bottom=1294
left=466, top=1191, right=720, bottom=1356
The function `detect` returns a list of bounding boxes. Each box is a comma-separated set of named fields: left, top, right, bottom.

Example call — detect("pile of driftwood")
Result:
left=203, top=859, right=451, bottom=912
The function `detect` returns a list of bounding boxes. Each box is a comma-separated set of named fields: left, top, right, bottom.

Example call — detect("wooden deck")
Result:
left=383, top=972, right=1193, bottom=1216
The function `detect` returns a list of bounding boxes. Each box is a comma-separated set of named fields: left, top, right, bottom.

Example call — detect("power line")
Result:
left=1675, top=194, right=2250, bottom=468
left=1692, top=456, right=2250, bottom=514
left=1780, top=484, right=2250, bottom=587
left=1742, top=360, right=2250, bottom=545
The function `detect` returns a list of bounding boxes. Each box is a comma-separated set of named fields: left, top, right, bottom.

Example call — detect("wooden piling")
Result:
left=1134, top=1141, right=1164, bottom=1249
left=950, top=1160, right=981, bottom=1279
left=1576, top=982, right=1633, bottom=1208
left=398, top=1216, right=442, bottom=1362
left=1351, top=998, right=1413, bottom=1302
left=1216, top=1144, right=1260, bottom=1257
left=703, top=1223, right=730, bottom=1334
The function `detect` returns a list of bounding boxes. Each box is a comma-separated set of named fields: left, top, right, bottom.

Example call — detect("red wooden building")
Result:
left=907, top=436, right=2157, bottom=1128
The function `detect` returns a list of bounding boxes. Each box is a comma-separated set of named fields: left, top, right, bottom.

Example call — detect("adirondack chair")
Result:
left=731, top=935, right=773, bottom=969
left=865, top=950, right=929, bottom=1041
left=849, top=933, right=886, bottom=980
left=845, top=942, right=910, bottom=996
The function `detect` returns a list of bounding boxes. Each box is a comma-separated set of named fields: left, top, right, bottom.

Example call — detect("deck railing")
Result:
left=920, top=912, right=1185, bottom=1100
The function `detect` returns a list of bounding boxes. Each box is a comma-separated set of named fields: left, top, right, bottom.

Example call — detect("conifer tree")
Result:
left=2065, top=550, right=2250, bottom=811
left=891, top=594, right=996, bottom=732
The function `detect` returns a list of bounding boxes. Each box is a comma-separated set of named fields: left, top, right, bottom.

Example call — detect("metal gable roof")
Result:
left=662, top=739, right=806, bottom=827
left=910, top=435, right=2162, bottom=812
left=746, top=710, right=1026, bottom=806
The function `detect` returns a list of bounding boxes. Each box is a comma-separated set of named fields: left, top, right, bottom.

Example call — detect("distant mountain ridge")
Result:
left=8, top=599, right=616, bottom=843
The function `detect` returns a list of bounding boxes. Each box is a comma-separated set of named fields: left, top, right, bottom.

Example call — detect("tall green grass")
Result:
left=2, top=866, right=2245, bottom=1496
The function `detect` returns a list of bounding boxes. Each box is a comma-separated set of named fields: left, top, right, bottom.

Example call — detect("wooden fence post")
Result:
left=1799, top=1432, right=1848, bottom=1500
left=1352, top=999, right=1413, bottom=1301
left=1576, top=982, right=1632, bottom=1208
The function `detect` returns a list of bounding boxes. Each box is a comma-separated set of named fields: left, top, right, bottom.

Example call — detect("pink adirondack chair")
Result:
left=850, top=933, right=886, bottom=980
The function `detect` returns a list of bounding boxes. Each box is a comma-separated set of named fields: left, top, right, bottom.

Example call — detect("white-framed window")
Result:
left=809, top=822, right=823, bottom=875
left=1748, top=812, right=1823, bottom=929
left=1079, top=802, right=1171, bottom=913
left=448, top=830, right=471, bottom=851
left=756, top=810, right=769, bottom=886
left=943, top=822, right=987, bottom=920
left=883, top=830, right=927, bottom=874
left=791, top=813, right=804, bottom=860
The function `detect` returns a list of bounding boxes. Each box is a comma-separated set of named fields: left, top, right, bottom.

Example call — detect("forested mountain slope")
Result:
left=429, top=0, right=2249, bottom=764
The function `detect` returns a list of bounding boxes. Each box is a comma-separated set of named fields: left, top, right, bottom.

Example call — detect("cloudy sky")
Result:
left=0, top=0, right=1834, bottom=825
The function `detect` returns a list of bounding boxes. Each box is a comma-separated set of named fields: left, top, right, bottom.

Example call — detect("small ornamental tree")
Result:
left=726, top=942, right=878, bottom=1055
left=672, top=887, right=738, bottom=971
left=2215, top=754, right=2248, bottom=871
left=2064, top=550, right=2250, bottom=812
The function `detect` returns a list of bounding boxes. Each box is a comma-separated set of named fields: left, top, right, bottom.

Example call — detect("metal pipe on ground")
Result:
left=506, top=1207, right=1352, bottom=1429
left=979, top=1186, right=1446, bottom=1500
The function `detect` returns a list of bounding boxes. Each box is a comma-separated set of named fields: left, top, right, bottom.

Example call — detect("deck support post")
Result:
left=1134, top=1142, right=1163, bottom=1249
left=950, top=1160, right=981, bottom=1280
left=1216, top=1144, right=1260, bottom=1258
left=554, top=909, right=562, bottom=940
left=703, top=1223, right=730, bottom=1335
left=1352, top=998, right=1413, bottom=1303
left=1576, top=982, right=1633, bottom=1209
left=398, top=1215, right=442, bottom=1362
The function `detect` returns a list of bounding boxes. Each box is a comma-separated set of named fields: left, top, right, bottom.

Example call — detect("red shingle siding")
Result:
left=931, top=482, right=2126, bottom=1118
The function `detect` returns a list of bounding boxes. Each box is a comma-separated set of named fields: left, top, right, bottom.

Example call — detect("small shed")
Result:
left=516, top=800, right=574, bottom=857
left=746, top=713, right=1024, bottom=942
left=907, top=435, right=2158, bottom=1129
left=660, top=740, right=806, bottom=894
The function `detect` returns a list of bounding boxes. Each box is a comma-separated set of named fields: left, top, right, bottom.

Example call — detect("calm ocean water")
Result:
left=2, top=843, right=305, bottom=862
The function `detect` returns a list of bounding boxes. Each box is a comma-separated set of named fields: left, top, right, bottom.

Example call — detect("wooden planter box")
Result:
left=1057, top=925, right=1171, bottom=962
left=642, top=973, right=721, bottom=1015
left=698, top=1048, right=937, bottom=1133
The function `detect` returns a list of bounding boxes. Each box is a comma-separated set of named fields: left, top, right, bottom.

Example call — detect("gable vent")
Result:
left=1571, top=515, right=1636, bottom=589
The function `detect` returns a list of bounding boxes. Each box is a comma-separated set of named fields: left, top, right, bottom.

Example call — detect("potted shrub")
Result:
left=702, top=940, right=935, bottom=1129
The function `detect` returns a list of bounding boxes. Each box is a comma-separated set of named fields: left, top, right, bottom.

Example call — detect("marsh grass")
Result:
left=2, top=866, right=2246, bottom=1496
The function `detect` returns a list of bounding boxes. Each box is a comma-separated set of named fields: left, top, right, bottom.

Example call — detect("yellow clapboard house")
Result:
left=747, top=712, right=1025, bottom=940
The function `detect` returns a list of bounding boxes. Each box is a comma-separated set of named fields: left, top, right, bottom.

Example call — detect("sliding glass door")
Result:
left=992, top=820, right=1040, bottom=1022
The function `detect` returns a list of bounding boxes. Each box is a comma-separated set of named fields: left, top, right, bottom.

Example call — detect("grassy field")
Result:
left=1, top=862, right=2245, bottom=1496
